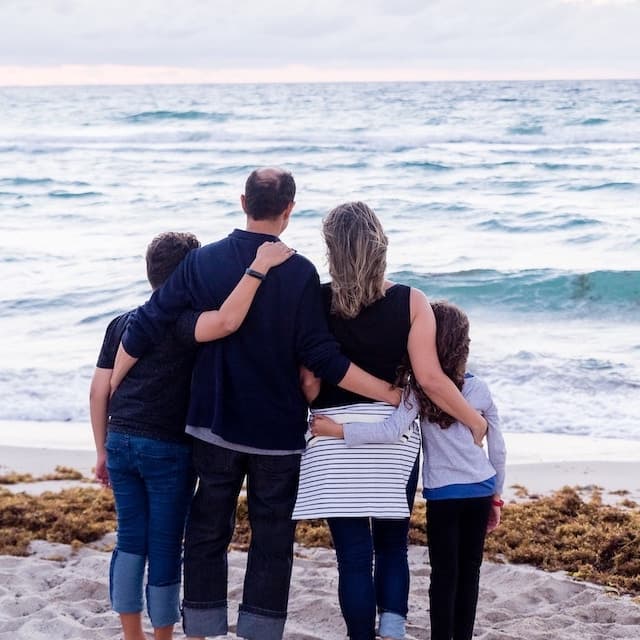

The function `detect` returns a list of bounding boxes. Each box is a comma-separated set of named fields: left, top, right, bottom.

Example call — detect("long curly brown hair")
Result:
left=398, top=300, right=470, bottom=428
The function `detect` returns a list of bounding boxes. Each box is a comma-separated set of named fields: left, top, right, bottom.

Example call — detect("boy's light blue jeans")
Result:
left=106, top=431, right=195, bottom=628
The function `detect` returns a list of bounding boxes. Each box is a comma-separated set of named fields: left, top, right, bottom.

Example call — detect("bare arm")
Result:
left=111, top=344, right=138, bottom=396
left=337, top=363, right=401, bottom=406
left=111, top=241, right=295, bottom=392
left=408, top=288, right=487, bottom=443
left=194, top=241, right=295, bottom=342
left=89, top=367, right=111, bottom=487
left=300, top=366, right=321, bottom=404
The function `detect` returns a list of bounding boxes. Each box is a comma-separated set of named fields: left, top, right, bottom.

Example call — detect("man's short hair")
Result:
left=146, top=232, right=200, bottom=289
left=244, top=169, right=296, bottom=220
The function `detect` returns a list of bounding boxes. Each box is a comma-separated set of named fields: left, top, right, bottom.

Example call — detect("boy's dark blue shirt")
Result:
left=122, top=229, right=350, bottom=451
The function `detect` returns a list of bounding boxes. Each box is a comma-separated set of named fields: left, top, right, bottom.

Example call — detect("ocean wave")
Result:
left=389, top=269, right=640, bottom=314
left=0, top=177, right=53, bottom=186
left=124, top=110, right=231, bottom=123
left=475, top=214, right=601, bottom=233
left=578, top=117, right=609, bottom=126
left=48, top=190, right=104, bottom=199
left=507, top=125, right=545, bottom=136
left=569, top=182, right=637, bottom=192
left=385, top=160, right=452, bottom=171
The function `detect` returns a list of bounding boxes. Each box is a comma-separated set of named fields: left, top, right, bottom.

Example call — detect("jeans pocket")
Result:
left=105, top=432, right=129, bottom=471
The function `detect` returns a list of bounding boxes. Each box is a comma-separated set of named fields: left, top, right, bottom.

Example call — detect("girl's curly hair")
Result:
left=397, top=300, right=470, bottom=428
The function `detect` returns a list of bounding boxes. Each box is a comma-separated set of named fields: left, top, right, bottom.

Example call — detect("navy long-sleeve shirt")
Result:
left=122, top=229, right=350, bottom=451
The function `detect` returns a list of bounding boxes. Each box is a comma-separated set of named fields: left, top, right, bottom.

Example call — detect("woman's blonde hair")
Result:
left=323, top=201, right=388, bottom=319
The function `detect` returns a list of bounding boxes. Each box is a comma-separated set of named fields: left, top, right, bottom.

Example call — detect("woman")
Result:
left=292, top=202, right=487, bottom=640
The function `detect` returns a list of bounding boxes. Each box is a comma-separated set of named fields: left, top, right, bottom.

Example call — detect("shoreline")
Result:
left=2, top=422, right=640, bottom=503
left=1, top=424, right=640, bottom=638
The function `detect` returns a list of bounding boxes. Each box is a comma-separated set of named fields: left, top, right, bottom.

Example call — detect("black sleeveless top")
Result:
left=313, top=283, right=411, bottom=408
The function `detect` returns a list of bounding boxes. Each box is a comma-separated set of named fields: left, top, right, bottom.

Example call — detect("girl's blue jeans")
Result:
left=106, top=431, right=196, bottom=628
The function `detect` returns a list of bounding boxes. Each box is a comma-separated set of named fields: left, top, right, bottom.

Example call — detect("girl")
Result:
left=312, top=301, right=506, bottom=640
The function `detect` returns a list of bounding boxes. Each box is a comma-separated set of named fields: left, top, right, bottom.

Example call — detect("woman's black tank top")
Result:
left=313, top=283, right=411, bottom=409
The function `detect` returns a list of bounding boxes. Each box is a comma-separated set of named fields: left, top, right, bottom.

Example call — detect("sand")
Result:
left=1, top=424, right=639, bottom=639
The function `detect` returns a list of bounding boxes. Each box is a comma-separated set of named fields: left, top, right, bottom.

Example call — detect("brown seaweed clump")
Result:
left=482, top=486, right=640, bottom=596
left=0, top=465, right=87, bottom=485
left=1, top=484, right=639, bottom=597
left=0, top=486, right=115, bottom=555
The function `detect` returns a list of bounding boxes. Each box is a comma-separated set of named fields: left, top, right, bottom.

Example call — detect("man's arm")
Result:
left=295, top=272, right=400, bottom=406
left=194, top=241, right=294, bottom=342
left=121, top=249, right=202, bottom=359
left=113, top=242, right=295, bottom=394
left=89, top=367, right=111, bottom=487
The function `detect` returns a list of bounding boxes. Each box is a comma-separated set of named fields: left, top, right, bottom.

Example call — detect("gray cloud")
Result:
left=0, top=0, right=638, bottom=74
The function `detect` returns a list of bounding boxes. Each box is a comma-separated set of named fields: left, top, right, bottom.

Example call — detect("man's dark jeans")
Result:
left=182, top=439, right=301, bottom=640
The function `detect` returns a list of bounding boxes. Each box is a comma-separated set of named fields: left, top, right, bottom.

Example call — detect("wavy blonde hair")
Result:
left=323, top=202, right=388, bottom=319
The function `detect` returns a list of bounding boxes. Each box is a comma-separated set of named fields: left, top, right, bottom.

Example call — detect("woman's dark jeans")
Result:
left=327, top=458, right=419, bottom=640
left=426, top=496, right=492, bottom=640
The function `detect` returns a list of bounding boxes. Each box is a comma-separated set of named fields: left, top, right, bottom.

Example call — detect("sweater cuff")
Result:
left=322, top=354, right=351, bottom=387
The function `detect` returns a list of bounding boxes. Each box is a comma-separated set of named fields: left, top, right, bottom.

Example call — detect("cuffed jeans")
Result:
left=182, top=440, right=301, bottom=640
left=426, top=496, right=492, bottom=640
left=106, top=431, right=195, bottom=628
left=327, top=457, right=419, bottom=640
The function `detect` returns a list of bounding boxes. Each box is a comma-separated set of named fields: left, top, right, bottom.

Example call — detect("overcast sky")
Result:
left=1, top=0, right=639, bottom=84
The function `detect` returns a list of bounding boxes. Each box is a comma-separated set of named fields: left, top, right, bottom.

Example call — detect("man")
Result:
left=118, top=168, right=398, bottom=640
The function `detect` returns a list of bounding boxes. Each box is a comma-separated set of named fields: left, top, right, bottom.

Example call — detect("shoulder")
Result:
left=278, top=252, right=319, bottom=283
left=104, top=311, right=134, bottom=340
left=462, top=373, right=493, bottom=403
left=289, top=252, right=317, bottom=273
left=408, top=286, right=429, bottom=311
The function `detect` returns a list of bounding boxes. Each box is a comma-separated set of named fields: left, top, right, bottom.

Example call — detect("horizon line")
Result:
left=1, top=63, right=639, bottom=87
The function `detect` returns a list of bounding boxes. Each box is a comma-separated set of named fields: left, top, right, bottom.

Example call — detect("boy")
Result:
left=90, top=231, right=294, bottom=640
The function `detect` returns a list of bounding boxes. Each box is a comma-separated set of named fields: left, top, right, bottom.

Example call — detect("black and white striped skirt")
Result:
left=292, top=402, right=421, bottom=520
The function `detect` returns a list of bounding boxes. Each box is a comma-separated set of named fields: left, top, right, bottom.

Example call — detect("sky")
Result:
left=0, top=0, right=639, bottom=85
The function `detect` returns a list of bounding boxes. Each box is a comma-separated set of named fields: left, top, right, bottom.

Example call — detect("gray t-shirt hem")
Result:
left=186, top=425, right=305, bottom=456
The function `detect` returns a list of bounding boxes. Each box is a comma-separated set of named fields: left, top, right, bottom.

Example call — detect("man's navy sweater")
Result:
left=122, top=229, right=350, bottom=451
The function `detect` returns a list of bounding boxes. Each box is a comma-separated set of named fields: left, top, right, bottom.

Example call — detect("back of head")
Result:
left=430, top=301, right=470, bottom=380
left=244, top=168, right=296, bottom=220
left=323, top=201, right=388, bottom=319
left=412, top=301, right=470, bottom=428
left=146, top=232, right=201, bottom=289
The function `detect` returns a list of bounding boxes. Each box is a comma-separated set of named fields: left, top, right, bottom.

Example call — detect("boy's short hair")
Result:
left=146, top=232, right=200, bottom=289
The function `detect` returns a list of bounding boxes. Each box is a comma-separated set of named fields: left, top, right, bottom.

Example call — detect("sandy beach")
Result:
left=1, top=423, right=640, bottom=639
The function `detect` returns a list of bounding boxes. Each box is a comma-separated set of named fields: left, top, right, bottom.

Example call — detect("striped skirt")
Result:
left=292, top=402, right=421, bottom=520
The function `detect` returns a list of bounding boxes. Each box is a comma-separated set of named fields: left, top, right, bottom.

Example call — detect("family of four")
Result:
left=90, top=167, right=506, bottom=640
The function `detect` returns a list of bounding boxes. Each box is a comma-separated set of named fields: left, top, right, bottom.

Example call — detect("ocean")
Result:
left=0, top=80, right=638, bottom=441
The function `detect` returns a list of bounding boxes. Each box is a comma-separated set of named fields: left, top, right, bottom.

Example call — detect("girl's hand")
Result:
left=252, top=241, right=296, bottom=273
left=486, top=502, right=502, bottom=533
left=310, top=415, right=344, bottom=438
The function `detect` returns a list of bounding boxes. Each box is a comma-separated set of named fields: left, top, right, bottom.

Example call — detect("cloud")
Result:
left=0, top=0, right=638, bottom=78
